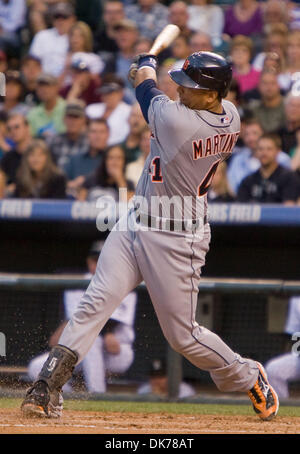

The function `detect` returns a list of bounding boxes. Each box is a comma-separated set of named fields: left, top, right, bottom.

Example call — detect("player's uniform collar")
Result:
left=195, top=107, right=234, bottom=128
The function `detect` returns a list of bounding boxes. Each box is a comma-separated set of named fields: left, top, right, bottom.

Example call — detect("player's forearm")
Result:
left=135, top=79, right=163, bottom=123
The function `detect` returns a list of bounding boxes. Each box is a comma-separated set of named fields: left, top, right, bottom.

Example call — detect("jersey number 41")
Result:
left=150, top=157, right=220, bottom=197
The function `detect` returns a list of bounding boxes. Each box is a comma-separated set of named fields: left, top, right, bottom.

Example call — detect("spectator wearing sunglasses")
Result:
left=29, top=2, right=76, bottom=77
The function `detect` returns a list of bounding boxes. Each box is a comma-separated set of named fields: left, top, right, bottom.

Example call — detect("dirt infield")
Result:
left=0, top=408, right=299, bottom=434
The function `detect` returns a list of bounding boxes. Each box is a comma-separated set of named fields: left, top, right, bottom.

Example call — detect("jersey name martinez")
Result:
left=192, top=132, right=240, bottom=160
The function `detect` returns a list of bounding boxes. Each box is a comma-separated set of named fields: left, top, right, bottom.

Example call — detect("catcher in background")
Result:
left=137, top=358, right=196, bottom=399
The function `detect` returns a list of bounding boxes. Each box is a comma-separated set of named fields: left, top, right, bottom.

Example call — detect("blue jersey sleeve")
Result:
left=135, top=79, right=163, bottom=123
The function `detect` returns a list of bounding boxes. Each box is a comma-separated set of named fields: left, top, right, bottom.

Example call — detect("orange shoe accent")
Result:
left=248, top=362, right=279, bottom=421
left=21, top=403, right=47, bottom=418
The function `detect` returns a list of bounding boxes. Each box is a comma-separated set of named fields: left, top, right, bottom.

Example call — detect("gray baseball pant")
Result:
left=59, top=210, right=259, bottom=392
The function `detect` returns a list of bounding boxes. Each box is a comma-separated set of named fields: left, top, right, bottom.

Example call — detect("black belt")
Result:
left=135, top=213, right=208, bottom=232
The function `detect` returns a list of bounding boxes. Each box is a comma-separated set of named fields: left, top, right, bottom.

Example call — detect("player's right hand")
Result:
left=128, top=61, right=138, bottom=86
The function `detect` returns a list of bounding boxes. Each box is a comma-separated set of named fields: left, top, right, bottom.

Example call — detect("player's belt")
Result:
left=135, top=213, right=208, bottom=232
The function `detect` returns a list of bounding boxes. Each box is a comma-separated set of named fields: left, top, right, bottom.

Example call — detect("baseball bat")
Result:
left=149, top=24, right=180, bottom=56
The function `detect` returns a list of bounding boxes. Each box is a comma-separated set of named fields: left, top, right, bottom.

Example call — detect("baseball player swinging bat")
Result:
left=21, top=25, right=279, bottom=422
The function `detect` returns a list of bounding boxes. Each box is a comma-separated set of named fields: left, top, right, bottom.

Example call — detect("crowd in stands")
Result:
left=0, top=0, right=300, bottom=204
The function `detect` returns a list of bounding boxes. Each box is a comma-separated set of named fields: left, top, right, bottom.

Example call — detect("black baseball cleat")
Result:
left=248, top=362, right=279, bottom=421
left=21, top=380, right=50, bottom=418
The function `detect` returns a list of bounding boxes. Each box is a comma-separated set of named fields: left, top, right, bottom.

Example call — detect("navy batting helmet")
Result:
left=169, top=51, right=232, bottom=98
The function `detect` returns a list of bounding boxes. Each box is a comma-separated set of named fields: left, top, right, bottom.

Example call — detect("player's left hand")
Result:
left=128, top=53, right=158, bottom=86
left=128, top=61, right=139, bottom=86
left=128, top=53, right=148, bottom=86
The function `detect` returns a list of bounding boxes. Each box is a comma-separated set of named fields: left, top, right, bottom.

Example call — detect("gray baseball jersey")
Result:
left=135, top=96, right=240, bottom=220
left=59, top=90, right=259, bottom=395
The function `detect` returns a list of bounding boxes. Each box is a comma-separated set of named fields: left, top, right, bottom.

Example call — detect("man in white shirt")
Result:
left=0, top=0, right=26, bottom=49
left=86, top=77, right=131, bottom=146
left=29, top=2, right=76, bottom=77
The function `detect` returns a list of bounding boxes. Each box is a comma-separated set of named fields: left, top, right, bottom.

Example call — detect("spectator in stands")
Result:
left=60, top=21, right=104, bottom=88
left=28, top=0, right=69, bottom=36
left=248, top=69, right=286, bottom=133
left=74, top=0, right=102, bottom=34
left=157, top=66, right=179, bottom=102
left=187, top=0, right=224, bottom=48
left=68, top=21, right=94, bottom=57
left=168, top=1, right=192, bottom=40
left=237, top=133, right=300, bottom=204
left=286, top=1, right=300, bottom=31
left=86, top=75, right=131, bottom=147
left=290, top=130, right=300, bottom=179
left=252, top=24, right=288, bottom=74
left=0, top=113, right=32, bottom=198
left=121, top=102, right=147, bottom=164
left=188, top=31, right=213, bottom=54
left=29, top=2, right=76, bottom=77
left=225, top=78, right=242, bottom=112
left=227, top=118, right=291, bottom=195
left=223, top=0, right=264, bottom=39
left=279, top=30, right=300, bottom=93
left=94, top=0, right=124, bottom=55
left=78, top=145, right=135, bottom=202
left=264, top=297, right=300, bottom=399
left=230, top=35, right=261, bottom=94
left=0, top=112, right=12, bottom=158
left=124, top=0, right=168, bottom=42
left=262, top=0, right=289, bottom=33
left=48, top=100, right=88, bottom=170
left=59, top=54, right=102, bottom=106
left=170, top=34, right=190, bottom=68
left=262, top=51, right=285, bottom=80
left=27, top=72, right=66, bottom=139
left=207, top=161, right=236, bottom=203
left=137, top=358, right=196, bottom=399
left=13, top=139, right=66, bottom=199
left=0, top=0, right=26, bottom=52
left=27, top=241, right=137, bottom=396
left=277, top=91, right=300, bottom=157
left=104, top=19, right=139, bottom=104
left=134, top=37, right=152, bottom=56
left=64, top=118, right=109, bottom=197
left=126, top=126, right=151, bottom=188
left=243, top=52, right=284, bottom=104
left=0, top=50, right=7, bottom=74
left=0, top=70, right=29, bottom=116
left=20, top=55, right=42, bottom=108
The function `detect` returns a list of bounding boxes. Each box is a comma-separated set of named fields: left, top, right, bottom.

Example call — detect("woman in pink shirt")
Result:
left=230, top=34, right=261, bottom=93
